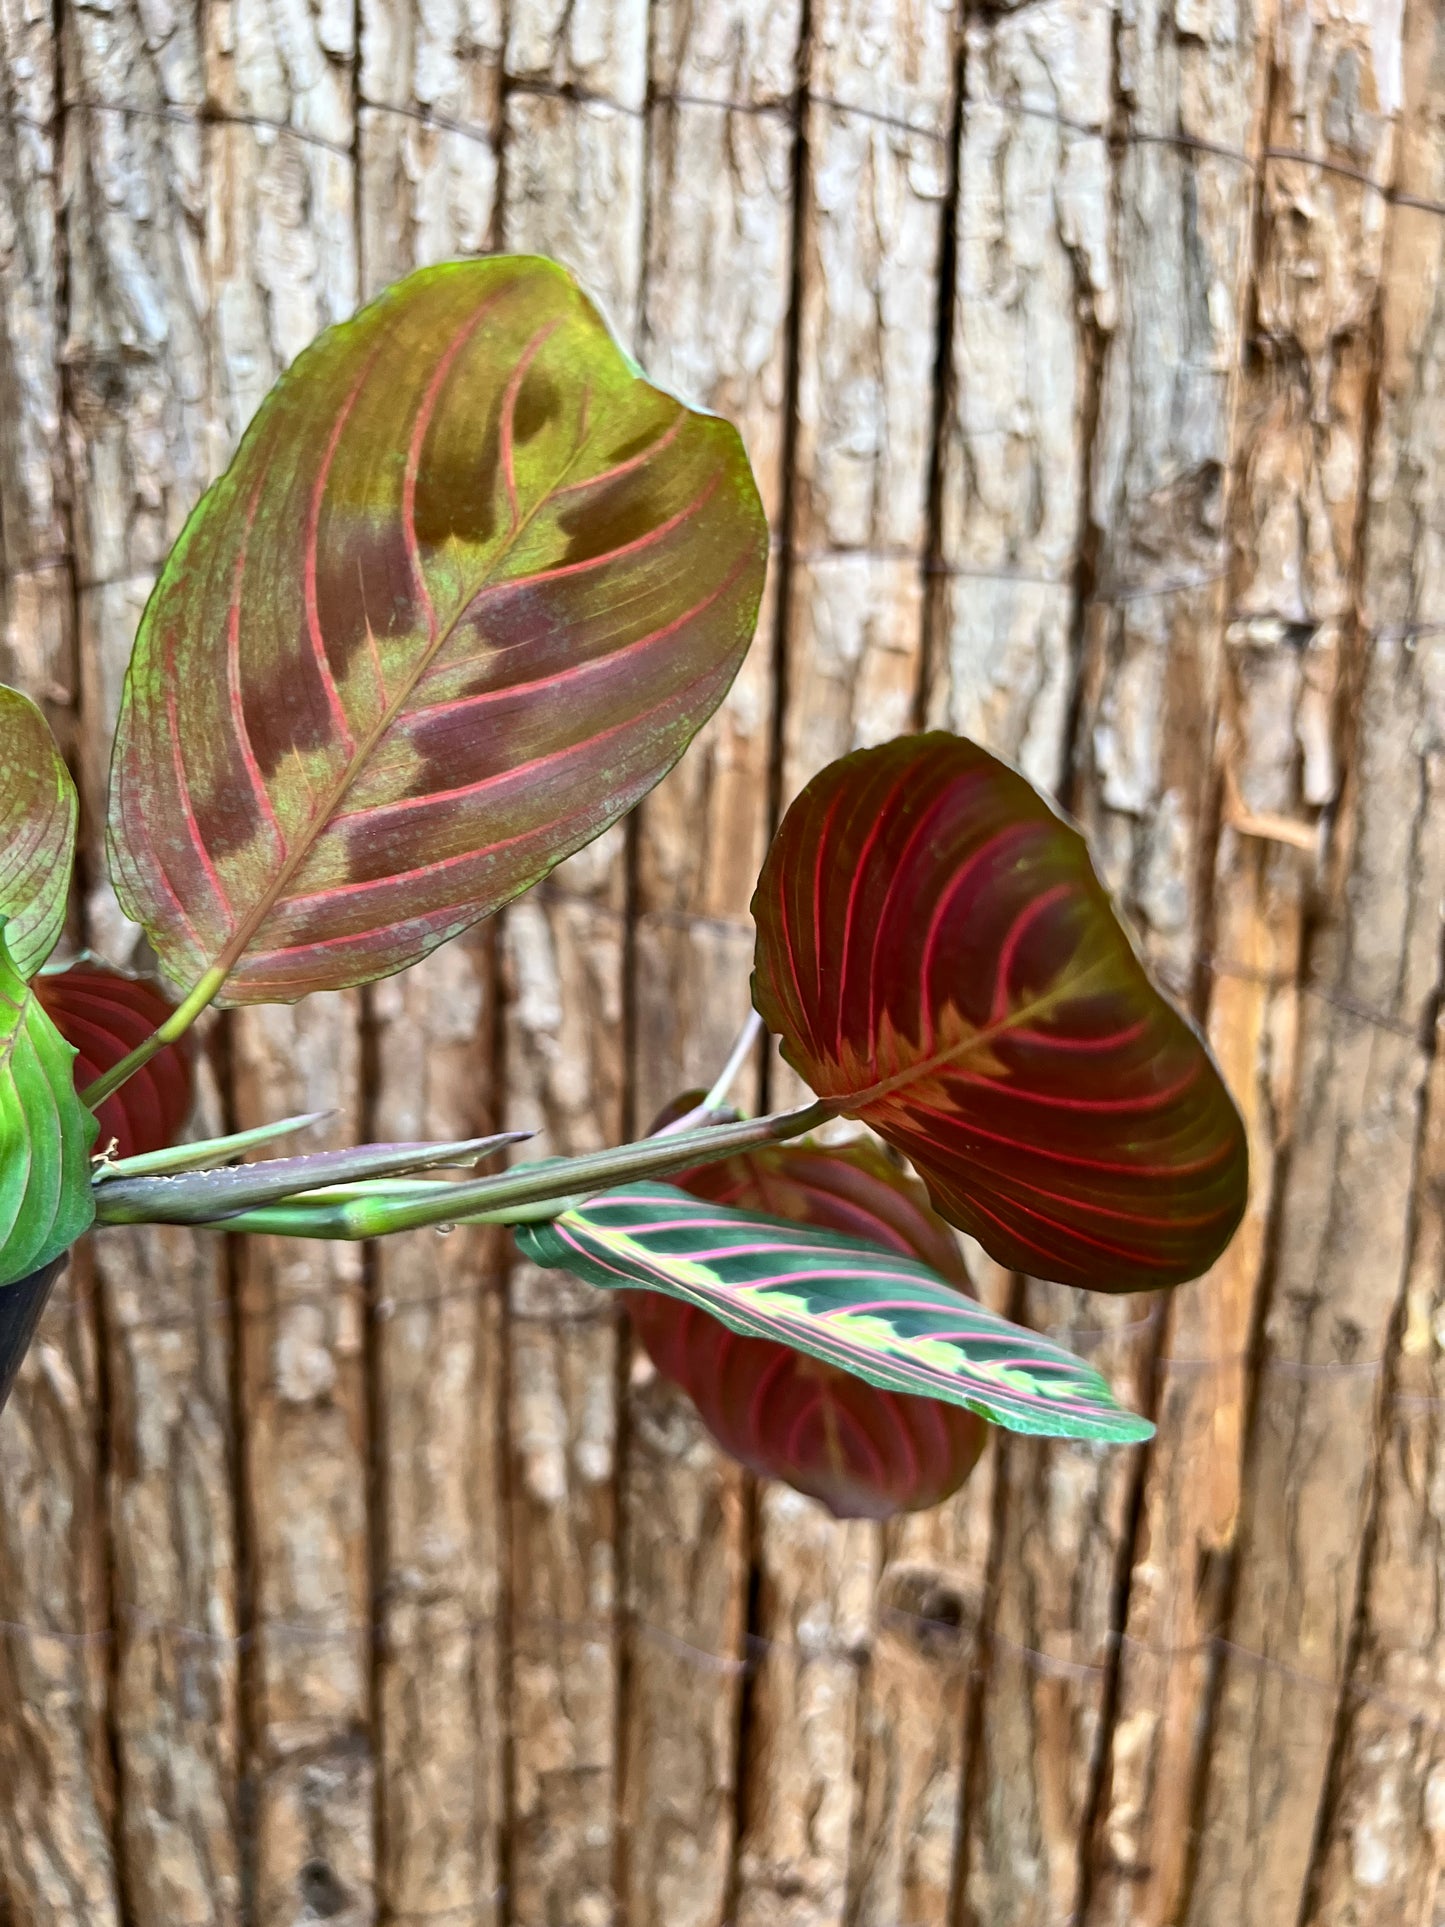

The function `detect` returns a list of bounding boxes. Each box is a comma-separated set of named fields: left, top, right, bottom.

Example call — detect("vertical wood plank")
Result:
left=737, top=6, right=960, bottom=1923
left=369, top=944, right=506, bottom=1927
left=1305, top=5, right=1445, bottom=1914
left=202, top=1, right=368, bottom=1912
left=48, top=2, right=243, bottom=1922
left=232, top=1011, right=371, bottom=1927
left=498, top=8, right=648, bottom=1921
left=354, top=22, right=506, bottom=1924
left=0, top=1258, right=115, bottom=1926
left=942, top=9, right=1121, bottom=1922
left=0, top=0, right=69, bottom=708
left=1080, top=0, right=1396, bottom=1916
left=618, top=5, right=801, bottom=1923
left=951, top=0, right=1275, bottom=1917
left=1177, top=1, right=1417, bottom=1919
left=0, top=12, right=110, bottom=1918
left=358, top=0, right=502, bottom=287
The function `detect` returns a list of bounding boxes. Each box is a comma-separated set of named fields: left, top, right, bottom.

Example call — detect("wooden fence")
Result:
left=1, top=0, right=1443, bottom=1922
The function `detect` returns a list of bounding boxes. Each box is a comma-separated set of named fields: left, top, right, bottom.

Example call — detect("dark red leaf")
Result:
left=35, top=964, right=195, bottom=1160
left=750, top=732, right=1248, bottom=1292
left=627, top=1291, right=985, bottom=1519
left=627, top=1123, right=985, bottom=1518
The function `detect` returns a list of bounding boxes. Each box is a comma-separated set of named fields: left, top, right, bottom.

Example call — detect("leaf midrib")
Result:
left=823, top=951, right=1116, bottom=1117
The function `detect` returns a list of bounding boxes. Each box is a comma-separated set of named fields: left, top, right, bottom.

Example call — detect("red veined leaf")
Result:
left=107, top=256, right=768, bottom=1007
left=628, top=1293, right=986, bottom=1519
left=625, top=1127, right=985, bottom=1517
left=750, top=732, right=1249, bottom=1292
left=34, top=964, right=195, bottom=1160
left=0, top=685, right=77, bottom=979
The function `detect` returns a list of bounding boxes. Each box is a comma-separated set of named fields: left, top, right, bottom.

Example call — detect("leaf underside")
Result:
left=108, top=255, right=769, bottom=1006
left=0, top=686, right=77, bottom=980
left=628, top=1129, right=986, bottom=1516
left=35, top=965, right=194, bottom=1162
left=519, top=1183, right=1153, bottom=1444
left=0, top=935, right=96, bottom=1288
left=751, top=733, right=1249, bottom=1292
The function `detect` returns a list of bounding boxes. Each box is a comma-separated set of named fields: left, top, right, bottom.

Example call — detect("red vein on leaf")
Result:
left=858, top=776, right=990, bottom=1055
left=987, top=882, right=1076, bottom=1023
left=455, top=471, right=723, bottom=609
left=748, top=1345, right=795, bottom=1442
left=401, top=298, right=504, bottom=639
left=165, top=628, right=233, bottom=924
left=833, top=758, right=915, bottom=1060
left=897, top=1091, right=1233, bottom=1179
left=948, top=1055, right=1204, bottom=1114
left=226, top=481, right=286, bottom=858
left=551, top=410, right=684, bottom=497
left=915, top=823, right=1038, bottom=1051
left=402, top=556, right=747, bottom=727
left=305, top=348, right=386, bottom=755
left=499, top=321, right=562, bottom=532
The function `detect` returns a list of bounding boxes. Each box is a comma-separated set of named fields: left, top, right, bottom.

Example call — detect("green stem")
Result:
left=203, top=1099, right=831, bottom=1240
left=80, top=966, right=227, bottom=1110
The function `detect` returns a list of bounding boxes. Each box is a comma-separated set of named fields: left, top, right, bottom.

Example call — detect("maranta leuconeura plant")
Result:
left=0, top=255, right=1247, bottom=1516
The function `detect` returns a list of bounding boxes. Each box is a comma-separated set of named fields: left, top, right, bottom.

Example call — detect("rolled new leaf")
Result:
left=751, top=733, right=1249, bottom=1292
left=93, top=1132, right=528, bottom=1225
left=108, top=255, right=768, bottom=1007
left=0, top=686, right=77, bottom=979
left=517, top=1183, right=1153, bottom=1444
left=35, top=963, right=194, bottom=1160
left=0, top=931, right=96, bottom=1288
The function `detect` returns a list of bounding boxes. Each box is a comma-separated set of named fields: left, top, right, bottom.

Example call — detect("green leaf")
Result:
left=0, top=685, right=77, bottom=979
left=516, top=1182, right=1153, bottom=1444
left=107, top=255, right=769, bottom=1008
left=0, top=929, right=97, bottom=1288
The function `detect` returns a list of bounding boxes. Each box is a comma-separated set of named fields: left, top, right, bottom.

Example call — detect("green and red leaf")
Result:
left=0, top=931, right=96, bottom=1288
left=626, top=1129, right=985, bottom=1516
left=0, top=686, right=77, bottom=980
left=107, top=256, right=768, bottom=1007
left=34, top=964, right=194, bottom=1161
left=516, top=1183, right=1153, bottom=1445
left=751, top=733, right=1248, bottom=1293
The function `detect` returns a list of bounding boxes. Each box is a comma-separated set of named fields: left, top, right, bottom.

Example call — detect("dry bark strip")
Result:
left=948, top=0, right=1280, bottom=1918
left=1176, top=0, right=1420, bottom=1920
left=617, top=5, right=803, bottom=1924
left=1078, top=0, right=1388, bottom=1914
left=0, top=0, right=69, bottom=720
left=1248, top=3, right=1445, bottom=1911
left=496, top=8, right=648, bottom=1922
left=0, top=5, right=117, bottom=1917
left=353, top=28, right=507, bottom=1922
left=368, top=945, right=507, bottom=1927
left=734, top=5, right=961, bottom=1924
left=200, top=0, right=374, bottom=1915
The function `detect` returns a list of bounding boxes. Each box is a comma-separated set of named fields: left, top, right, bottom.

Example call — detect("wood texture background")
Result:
left=1, top=0, right=1443, bottom=1920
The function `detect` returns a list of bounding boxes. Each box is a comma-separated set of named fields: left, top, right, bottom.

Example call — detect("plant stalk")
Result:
left=79, top=966, right=227, bottom=1109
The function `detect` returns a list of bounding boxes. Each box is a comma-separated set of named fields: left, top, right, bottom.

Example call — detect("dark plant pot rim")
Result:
left=0, top=1255, right=69, bottom=1417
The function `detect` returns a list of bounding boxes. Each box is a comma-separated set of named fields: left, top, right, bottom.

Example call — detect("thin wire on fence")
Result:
left=10, top=85, right=1442, bottom=226
left=2, top=1590, right=1441, bottom=1745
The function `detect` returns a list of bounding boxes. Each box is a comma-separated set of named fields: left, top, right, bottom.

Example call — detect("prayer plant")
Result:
left=0, top=255, right=1248, bottom=1517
